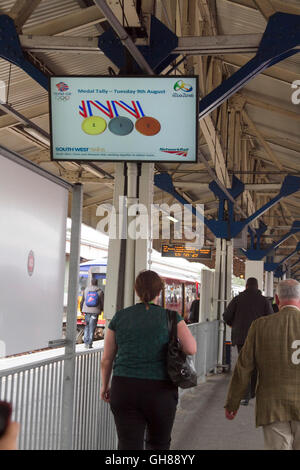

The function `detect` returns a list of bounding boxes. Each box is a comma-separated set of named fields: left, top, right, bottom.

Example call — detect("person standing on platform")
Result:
left=100, top=270, right=197, bottom=450
left=81, top=278, right=104, bottom=349
left=188, top=296, right=200, bottom=324
left=225, top=279, right=300, bottom=450
left=223, top=277, right=273, bottom=405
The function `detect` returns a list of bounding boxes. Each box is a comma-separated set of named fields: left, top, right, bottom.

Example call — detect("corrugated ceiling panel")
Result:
left=217, top=0, right=266, bottom=34
left=6, top=0, right=81, bottom=28
left=0, top=60, right=47, bottom=111
left=34, top=51, right=118, bottom=75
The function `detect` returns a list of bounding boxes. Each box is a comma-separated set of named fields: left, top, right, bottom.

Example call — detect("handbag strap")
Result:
left=166, top=309, right=177, bottom=340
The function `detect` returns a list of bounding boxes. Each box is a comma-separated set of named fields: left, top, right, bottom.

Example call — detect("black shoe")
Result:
left=88, top=344, right=93, bottom=349
left=240, top=399, right=249, bottom=406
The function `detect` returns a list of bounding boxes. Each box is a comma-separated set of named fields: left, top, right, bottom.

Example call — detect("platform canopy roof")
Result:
left=0, top=0, right=299, bottom=276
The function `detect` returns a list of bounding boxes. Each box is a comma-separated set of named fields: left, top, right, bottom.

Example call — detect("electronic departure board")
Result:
left=161, top=244, right=212, bottom=260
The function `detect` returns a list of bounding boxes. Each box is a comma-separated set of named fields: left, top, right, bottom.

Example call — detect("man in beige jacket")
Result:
left=225, top=279, right=300, bottom=450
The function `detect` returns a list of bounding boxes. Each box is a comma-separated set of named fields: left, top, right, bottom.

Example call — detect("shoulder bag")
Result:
left=166, top=309, right=197, bottom=389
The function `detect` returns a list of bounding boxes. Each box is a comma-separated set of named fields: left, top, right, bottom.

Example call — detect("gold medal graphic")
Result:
left=81, top=116, right=107, bottom=135
left=135, top=116, right=161, bottom=136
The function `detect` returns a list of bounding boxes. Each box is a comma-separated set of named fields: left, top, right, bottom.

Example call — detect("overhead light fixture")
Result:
left=0, top=80, right=6, bottom=103
left=153, top=204, right=179, bottom=223
left=23, top=127, right=50, bottom=146
left=167, top=215, right=179, bottom=223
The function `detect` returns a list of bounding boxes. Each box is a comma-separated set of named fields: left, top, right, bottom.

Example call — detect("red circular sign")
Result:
left=27, top=251, right=35, bottom=276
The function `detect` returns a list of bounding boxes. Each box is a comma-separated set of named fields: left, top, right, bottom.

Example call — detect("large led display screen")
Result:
left=49, top=76, right=198, bottom=162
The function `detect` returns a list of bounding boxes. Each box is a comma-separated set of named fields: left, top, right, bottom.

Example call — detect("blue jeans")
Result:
left=84, top=314, right=98, bottom=345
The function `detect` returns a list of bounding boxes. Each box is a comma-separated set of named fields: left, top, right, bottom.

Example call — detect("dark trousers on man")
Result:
left=237, top=344, right=257, bottom=400
left=110, top=376, right=178, bottom=450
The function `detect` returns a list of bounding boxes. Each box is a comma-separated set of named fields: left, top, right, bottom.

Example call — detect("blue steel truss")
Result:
left=198, top=12, right=300, bottom=118
left=242, top=221, right=300, bottom=260
left=154, top=172, right=300, bottom=240
left=264, top=242, right=300, bottom=278
left=0, top=15, right=48, bottom=90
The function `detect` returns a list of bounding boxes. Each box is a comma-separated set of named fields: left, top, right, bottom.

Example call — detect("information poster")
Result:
left=49, top=76, right=198, bottom=162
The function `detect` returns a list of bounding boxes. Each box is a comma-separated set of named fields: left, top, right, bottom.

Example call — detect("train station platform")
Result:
left=171, top=356, right=264, bottom=450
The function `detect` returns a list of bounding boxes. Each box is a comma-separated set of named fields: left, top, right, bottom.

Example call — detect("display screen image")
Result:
left=49, top=76, right=198, bottom=162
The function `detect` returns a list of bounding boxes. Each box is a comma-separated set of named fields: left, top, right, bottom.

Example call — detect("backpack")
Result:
left=85, top=290, right=100, bottom=307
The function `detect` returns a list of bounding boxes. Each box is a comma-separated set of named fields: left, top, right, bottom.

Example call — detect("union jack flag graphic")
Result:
left=56, top=82, right=69, bottom=92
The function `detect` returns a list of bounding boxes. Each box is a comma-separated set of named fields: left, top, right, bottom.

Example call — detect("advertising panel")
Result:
left=49, top=76, right=198, bottom=163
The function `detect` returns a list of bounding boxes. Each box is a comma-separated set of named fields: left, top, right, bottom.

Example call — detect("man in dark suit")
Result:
left=223, top=277, right=273, bottom=405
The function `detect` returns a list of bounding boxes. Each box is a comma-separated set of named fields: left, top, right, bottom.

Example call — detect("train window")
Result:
left=164, top=281, right=183, bottom=315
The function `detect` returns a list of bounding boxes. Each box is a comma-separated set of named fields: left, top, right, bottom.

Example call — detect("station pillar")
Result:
left=265, top=270, right=274, bottom=297
left=213, top=238, right=233, bottom=370
left=104, top=162, right=154, bottom=320
left=245, top=260, right=264, bottom=291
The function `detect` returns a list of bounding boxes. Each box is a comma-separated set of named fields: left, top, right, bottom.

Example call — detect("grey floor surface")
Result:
left=171, top=367, right=264, bottom=450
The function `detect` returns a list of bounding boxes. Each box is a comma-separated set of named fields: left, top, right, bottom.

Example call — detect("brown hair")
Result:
left=135, top=270, right=164, bottom=308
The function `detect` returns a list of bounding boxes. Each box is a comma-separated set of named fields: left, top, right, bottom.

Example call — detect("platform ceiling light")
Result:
left=153, top=204, right=179, bottom=223
left=23, top=127, right=50, bottom=146
left=0, top=80, right=6, bottom=103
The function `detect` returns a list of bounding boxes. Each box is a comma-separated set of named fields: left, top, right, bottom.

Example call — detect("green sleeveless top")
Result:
left=108, top=303, right=183, bottom=380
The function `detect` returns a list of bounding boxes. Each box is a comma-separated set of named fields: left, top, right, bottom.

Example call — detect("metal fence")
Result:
left=0, top=320, right=219, bottom=450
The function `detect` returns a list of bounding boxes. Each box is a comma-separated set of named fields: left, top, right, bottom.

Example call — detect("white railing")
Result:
left=0, top=320, right=218, bottom=450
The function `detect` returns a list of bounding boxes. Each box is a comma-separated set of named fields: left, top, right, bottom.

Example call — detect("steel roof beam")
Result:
left=9, top=0, right=42, bottom=32
left=20, top=33, right=299, bottom=56
left=198, top=13, right=300, bottom=119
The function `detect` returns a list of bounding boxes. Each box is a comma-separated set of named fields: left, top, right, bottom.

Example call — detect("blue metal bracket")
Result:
left=154, top=172, right=300, bottom=240
left=98, top=15, right=179, bottom=74
left=242, top=221, right=300, bottom=260
left=199, top=12, right=300, bottom=119
left=264, top=242, right=300, bottom=278
left=0, top=15, right=48, bottom=90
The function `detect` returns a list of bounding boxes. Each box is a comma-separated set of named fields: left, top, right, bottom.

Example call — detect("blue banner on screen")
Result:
left=49, top=76, right=198, bottom=163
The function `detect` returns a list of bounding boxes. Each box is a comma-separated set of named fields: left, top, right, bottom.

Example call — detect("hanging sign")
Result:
left=49, top=76, right=198, bottom=163
left=161, top=244, right=212, bottom=260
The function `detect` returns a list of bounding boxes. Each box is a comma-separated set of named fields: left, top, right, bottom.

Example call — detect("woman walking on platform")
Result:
left=100, top=270, right=197, bottom=450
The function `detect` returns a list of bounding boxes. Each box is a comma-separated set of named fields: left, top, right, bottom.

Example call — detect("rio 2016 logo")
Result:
left=173, top=80, right=193, bottom=93
left=291, top=80, right=300, bottom=105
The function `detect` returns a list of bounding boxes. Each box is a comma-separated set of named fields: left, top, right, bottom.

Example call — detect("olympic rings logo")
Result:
left=173, top=80, right=193, bottom=93
left=55, top=95, right=70, bottom=101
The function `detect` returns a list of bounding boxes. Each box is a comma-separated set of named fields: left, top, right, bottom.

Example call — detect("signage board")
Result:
left=49, top=76, right=198, bottom=163
left=161, top=244, right=212, bottom=260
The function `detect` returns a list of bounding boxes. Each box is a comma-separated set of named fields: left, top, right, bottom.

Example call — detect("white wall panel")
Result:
left=0, top=153, right=68, bottom=355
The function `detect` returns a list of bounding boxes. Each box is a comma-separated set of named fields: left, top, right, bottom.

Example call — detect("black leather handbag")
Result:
left=166, top=309, right=198, bottom=389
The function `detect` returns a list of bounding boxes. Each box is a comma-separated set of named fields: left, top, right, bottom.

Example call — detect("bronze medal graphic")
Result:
left=135, top=116, right=161, bottom=136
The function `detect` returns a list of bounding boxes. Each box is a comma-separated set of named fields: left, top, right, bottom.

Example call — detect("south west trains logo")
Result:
left=54, top=82, right=72, bottom=101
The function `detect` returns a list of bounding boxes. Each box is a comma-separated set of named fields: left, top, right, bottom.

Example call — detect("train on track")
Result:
left=76, top=250, right=204, bottom=342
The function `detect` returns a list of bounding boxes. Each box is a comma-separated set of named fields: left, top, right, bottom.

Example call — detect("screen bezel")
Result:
left=49, top=75, right=199, bottom=164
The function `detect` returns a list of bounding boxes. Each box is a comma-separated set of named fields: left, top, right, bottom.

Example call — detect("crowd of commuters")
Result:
left=2, top=271, right=300, bottom=451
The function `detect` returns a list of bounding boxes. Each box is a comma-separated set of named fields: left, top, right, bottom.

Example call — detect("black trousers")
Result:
left=110, top=376, right=178, bottom=451
left=237, top=344, right=257, bottom=400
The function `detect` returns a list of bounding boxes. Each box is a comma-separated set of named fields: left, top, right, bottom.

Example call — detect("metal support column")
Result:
left=265, top=270, right=274, bottom=297
left=61, top=183, right=82, bottom=450
left=214, top=238, right=233, bottom=370
left=103, top=163, right=127, bottom=320
left=124, top=163, right=138, bottom=308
